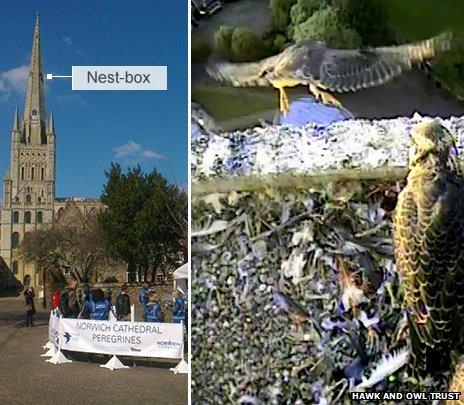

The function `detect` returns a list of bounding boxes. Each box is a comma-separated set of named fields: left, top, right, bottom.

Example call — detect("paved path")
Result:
left=194, top=0, right=271, bottom=44
left=0, top=295, right=187, bottom=405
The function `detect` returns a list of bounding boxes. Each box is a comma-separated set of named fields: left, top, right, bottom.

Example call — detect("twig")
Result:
left=249, top=211, right=319, bottom=243
left=330, top=379, right=348, bottom=404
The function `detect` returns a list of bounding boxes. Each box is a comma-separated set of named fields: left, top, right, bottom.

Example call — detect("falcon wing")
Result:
left=317, top=32, right=451, bottom=92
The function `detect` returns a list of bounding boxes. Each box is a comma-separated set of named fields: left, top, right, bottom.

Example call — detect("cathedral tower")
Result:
left=0, top=14, right=56, bottom=287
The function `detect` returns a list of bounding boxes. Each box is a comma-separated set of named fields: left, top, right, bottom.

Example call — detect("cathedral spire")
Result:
left=12, top=108, right=20, bottom=132
left=23, top=12, right=46, bottom=145
left=47, top=111, right=55, bottom=134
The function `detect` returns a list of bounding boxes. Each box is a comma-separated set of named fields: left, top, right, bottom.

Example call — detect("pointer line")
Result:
left=46, top=74, right=72, bottom=80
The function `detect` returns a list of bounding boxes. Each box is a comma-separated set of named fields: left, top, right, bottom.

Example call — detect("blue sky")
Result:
left=0, top=1, right=188, bottom=198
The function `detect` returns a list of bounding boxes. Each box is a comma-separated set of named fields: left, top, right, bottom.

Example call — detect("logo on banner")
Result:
left=64, top=332, right=72, bottom=343
left=156, top=340, right=181, bottom=349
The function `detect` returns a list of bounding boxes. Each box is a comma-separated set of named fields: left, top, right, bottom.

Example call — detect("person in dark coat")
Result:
left=115, top=284, right=131, bottom=321
left=104, top=287, right=113, bottom=305
left=78, top=287, right=93, bottom=319
left=59, top=279, right=80, bottom=318
left=24, top=286, right=36, bottom=327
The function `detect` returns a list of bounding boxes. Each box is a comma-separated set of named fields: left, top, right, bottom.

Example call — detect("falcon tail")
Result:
left=408, top=314, right=452, bottom=375
left=206, top=56, right=277, bottom=87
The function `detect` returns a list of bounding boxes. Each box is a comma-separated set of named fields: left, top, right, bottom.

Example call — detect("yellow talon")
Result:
left=278, top=87, right=290, bottom=115
left=309, top=83, right=342, bottom=107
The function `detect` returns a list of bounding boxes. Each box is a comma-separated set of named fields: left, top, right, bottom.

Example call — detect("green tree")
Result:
left=98, top=164, right=186, bottom=282
left=290, top=0, right=327, bottom=26
left=214, top=26, right=236, bottom=59
left=215, top=26, right=270, bottom=62
left=336, top=0, right=394, bottom=47
left=269, top=0, right=298, bottom=32
left=230, top=28, right=268, bottom=62
left=292, top=6, right=361, bottom=48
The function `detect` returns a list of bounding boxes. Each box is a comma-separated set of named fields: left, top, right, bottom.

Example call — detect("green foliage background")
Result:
left=292, top=6, right=361, bottom=48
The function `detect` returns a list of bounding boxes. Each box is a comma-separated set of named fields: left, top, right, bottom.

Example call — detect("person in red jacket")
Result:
left=52, top=290, right=60, bottom=309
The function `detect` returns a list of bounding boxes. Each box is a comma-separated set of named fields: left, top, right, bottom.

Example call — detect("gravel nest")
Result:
left=191, top=183, right=451, bottom=404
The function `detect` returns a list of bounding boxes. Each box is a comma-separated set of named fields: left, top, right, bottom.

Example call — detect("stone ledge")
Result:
left=192, top=113, right=464, bottom=195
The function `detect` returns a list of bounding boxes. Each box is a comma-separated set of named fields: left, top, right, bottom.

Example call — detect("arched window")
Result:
left=38, top=197, right=42, bottom=202
left=12, top=261, right=18, bottom=275
left=21, top=167, right=25, bottom=180
left=31, top=167, right=35, bottom=180
left=25, top=194, right=31, bottom=203
left=41, top=167, right=45, bottom=180
left=37, top=211, right=43, bottom=223
left=12, top=211, right=19, bottom=223
left=11, top=232, right=19, bottom=249
left=24, top=211, right=31, bottom=223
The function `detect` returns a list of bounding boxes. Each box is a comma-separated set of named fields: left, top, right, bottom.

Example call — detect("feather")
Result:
left=353, top=348, right=410, bottom=390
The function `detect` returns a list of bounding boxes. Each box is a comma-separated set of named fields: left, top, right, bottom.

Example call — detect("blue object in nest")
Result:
left=280, top=97, right=351, bottom=127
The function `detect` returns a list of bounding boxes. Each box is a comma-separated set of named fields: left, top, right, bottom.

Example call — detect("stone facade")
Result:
left=0, top=15, right=106, bottom=289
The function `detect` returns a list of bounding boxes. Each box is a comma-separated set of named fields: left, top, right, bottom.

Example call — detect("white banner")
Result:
left=48, top=311, right=60, bottom=347
left=59, top=318, right=183, bottom=359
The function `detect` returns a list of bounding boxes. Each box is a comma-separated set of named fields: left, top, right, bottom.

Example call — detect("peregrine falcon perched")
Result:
left=207, top=33, right=452, bottom=115
left=394, top=120, right=464, bottom=375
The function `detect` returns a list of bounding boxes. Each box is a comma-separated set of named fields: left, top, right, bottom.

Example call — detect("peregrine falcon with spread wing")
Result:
left=207, top=33, right=452, bottom=115
left=394, top=120, right=464, bottom=375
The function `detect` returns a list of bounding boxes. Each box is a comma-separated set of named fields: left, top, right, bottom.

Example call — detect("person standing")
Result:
left=78, top=287, right=92, bottom=319
left=84, top=288, right=113, bottom=320
left=172, top=290, right=187, bottom=324
left=24, top=286, right=36, bottom=327
left=59, top=279, right=80, bottom=318
left=104, top=287, right=113, bottom=305
left=139, top=283, right=149, bottom=322
left=115, top=284, right=131, bottom=321
left=146, top=293, right=164, bottom=323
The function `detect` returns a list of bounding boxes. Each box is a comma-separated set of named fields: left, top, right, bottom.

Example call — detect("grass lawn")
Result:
left=385, top=0, right=464, bottom=99
left=384, top=0, right=464, bottom=40
left=192, top=86, right=277, bottom=122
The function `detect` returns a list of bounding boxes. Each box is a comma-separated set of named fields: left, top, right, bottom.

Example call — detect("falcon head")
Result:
left=408, top=120, right=458, bottom=168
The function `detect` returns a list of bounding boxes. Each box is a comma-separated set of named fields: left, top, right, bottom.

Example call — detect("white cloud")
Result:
left=115, top=141, right=164, bottom=161
left=62, top=36, right=87, bottom=58
left=55, top=93, right=87, bottom=107
left=0, top=65, right=29, bottom=98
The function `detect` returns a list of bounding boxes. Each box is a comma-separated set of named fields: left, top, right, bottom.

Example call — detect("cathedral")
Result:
left=0, top=15, right=102, bottom=289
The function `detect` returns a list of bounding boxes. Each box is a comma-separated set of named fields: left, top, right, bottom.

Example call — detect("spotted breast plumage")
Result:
left=207, top=32, right=452, bottom=115
left=394, top=120, right=464, bottom=375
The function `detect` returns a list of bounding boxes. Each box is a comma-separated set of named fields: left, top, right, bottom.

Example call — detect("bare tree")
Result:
left=21, top=210, right=109, bottom=283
